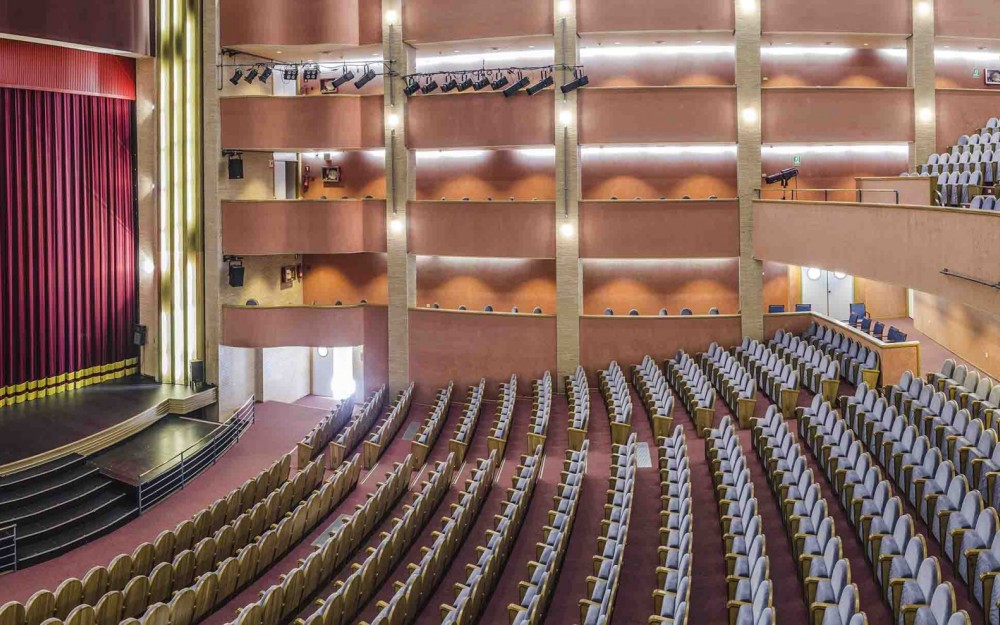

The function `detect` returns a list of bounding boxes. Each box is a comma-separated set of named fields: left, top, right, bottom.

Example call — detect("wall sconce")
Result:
left=917, top=2, right=931, bottom=17
left=387, top=113, right=400, bottom=129
left=919, top=107, right=934, bottom=123
left=559, top=109, right=573, bottom=125
left=739, top=0, right=756, bottom=14
left=741, top=107, right=758, bottom=124
left=390, top=218, right=404, bottom=233
left=560, top=222, right=574, bottom=238
left=558, top=0, right=572, bottom=16
left=385, top=9, right=398, bottom=25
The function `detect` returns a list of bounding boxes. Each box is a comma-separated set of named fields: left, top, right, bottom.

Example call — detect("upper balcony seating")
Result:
left=665, top=350, right=717, bottom=437
left=647, top=426, right=691, bottom=625
left=505, top=443, right=589, bottom=625
left=969, top=195, right=999, bottom=211
left=566, top=366, right=591, bottom=451
left=701, top=343, right=758, bottom=428
left=632, top=355, right=676, bottom=439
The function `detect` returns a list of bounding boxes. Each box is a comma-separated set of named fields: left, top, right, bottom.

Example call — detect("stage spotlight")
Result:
left=403, top=79, right=421, bottom=96
left=229, top=68, right=243, bottom=85
left=282, top=67, right=298, bottom=81
left=491, top=74, right=510, bottom=90
left=332, top=70, right=355, bottom=88
left=763, top=167, right=799, bottom=187
left=243, top=66, right=258, bottom=83
left=560, top=72, right=589, bottom=93
left=472, top=74, right=490, bottom=90
left=421, top=78, right=438, bottom=94
left=354, top=67, right=376, bottom=89
left=526, top=73, right=553, bottom=95
left=302, top=65, right=319, bottom=81
left=259, top=66, right=272, bottom=83
left=457, top=76, right=474, bottom=91
left=503, top=74, right=530, bottom=97
left=440, top=76, right=459, bottom=92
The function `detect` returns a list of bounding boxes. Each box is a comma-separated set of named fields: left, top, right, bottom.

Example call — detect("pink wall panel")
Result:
left=577, top=0, right=734, bottom=34
left=408, top=202, right=556, bottom=258
left=0, top=39, right=135, bottom=99
left=576, top=52, right=735, bottom=88
left=221, top=0, right=360, bottom=46
left=579, top=87, right=737, bottom=144
left=416, top=257, right=556, bottom=312
left=407, top=93, right=554, bottom=148
left=762, top=0, right=909, bottom=34
left=935, top=0, right=1000, bottom=39
left=581, top=150, right=737, bottom=200
left=301, top=152, right=386, bottom=200
left=222, top=200, right=386, bottom=255
left=579, top=316, right=743, bottom=380
left=222, top=305, right=366, bottom=348
left=753, top=200, right=1000, bottom=317
left=936, top=90, right=1000, bottom=151
left=761, top=49, right=907, bottom=88
left=221, top=96, right=384, bottom=150
left=358, top=0, right=383, bottom=45
left=415, top=150, right=555, bottom=201
left=761, top=88, right=913, bottom=143
left=408, top=309, right=557, bottom=403
left=935, top=59, right=1000, bottom=90
left=581, top=258, right=740, bottom=315
left=403, top=0, right=551, bottom=44
left=579, top=200, right=738, bottom=259
left=362, top=305, right=389, bottom=391
left=0, top=0, right=150, bottom=55
left=303, top=253, right=388, bottom=305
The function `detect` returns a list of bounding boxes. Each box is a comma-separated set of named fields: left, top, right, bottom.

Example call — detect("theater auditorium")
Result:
left=1, top=1, right=1000, bottom=624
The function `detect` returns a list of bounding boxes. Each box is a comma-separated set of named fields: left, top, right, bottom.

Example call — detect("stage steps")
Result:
left=0, top=455, right=138, bottom=569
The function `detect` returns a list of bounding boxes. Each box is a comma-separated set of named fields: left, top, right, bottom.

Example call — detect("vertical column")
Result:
left=136, top=57, right=160, bottom=380
left=554, top=0, right=580, bottom=392
left=202, top=0, right=222, bottom=402
left=383, top=3, right=416, bottom=393
left=911, top=0, right=937, bottom=168
left=735, top=0, right=764, bottom=339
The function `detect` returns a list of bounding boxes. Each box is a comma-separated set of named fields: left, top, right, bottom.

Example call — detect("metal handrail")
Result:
left=137, top=397, right=255, bottom=512
left=0, top=523, right=16, bottom=572
left=940, top=268, right=1000, bottom=291
left=755, top=187, right=901, bottom=204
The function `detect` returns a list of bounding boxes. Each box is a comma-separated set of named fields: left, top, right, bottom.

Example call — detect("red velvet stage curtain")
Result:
left=0, top=87, right=136, bottom=398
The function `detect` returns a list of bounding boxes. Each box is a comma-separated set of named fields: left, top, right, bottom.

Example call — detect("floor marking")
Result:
left=360, top=461, right=380, bottom=484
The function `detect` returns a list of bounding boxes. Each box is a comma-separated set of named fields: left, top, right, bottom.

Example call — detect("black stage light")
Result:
left=354, top=67, right=376, bottom=89
left=332, top=70, right=355, bottom=88
left=472, top=75, right=489, bottom=90
left=302, top=65, right=319, bottom=81
left=259, top=66, right=272, bottom=83
left=491, top=74, right=510, bottom=90
left=560, top=73, right=589, bottom=93
left=229, top=68, right=243, bottom=85
left=404, top=79, right=421, bottom=96
left=243, top=67, right=258, bottom=83
left=420, top=79, right=438, bottom=94
left=503, top=75, right=530, bottom=97
left=763, top=167, right=799, bottom=187
left=282, top=67, right=298, bottom=81
left=457, top=77, right=474, bottom=91
left=526, top=73, right=553, bottom=95
left=440, top=76, right=459, bottom=92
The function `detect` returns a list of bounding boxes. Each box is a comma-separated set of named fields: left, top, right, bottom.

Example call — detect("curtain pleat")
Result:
left=0, top=86, right=136, bottom=391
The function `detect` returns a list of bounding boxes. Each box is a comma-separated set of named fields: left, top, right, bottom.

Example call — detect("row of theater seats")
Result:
left=576, top=433, right=637, bottom=625
left=298, top=455, right=455, bottom=625
left=705, top=416, right=778, bottom=624
left=126, top=458, right=359, bottom=625
left=766, top=304, right=813, bottom=313
left=506, top=442, right=589, bottom=624
left=329, top=385, right=388, bottom=466
left=771, top=323, right=882, bottom=389
left=361, top=451, right=498, bottom=625
left=598, top=361, right=634, bottom=445
left=906, top=117, right=998, bottom=205
left=665, top=350, right=717, bottom=435
left=603, top=307, right=720, bottom=316
left=297, top=398, right=356, bottom=469
left=411, top=383, right=455, bottom=465
left=649, top=426, right=690, bottom=624
left=847, top=314, right=908, bottom=345
left=441, top=444, right=545, bottom=624
left=798, top=393, right=973, bottom=624
left=0, top=453, right=292, bottom=625
left=448, top=378, right=485, bottom=463
left=773, top=333, right=842, bottom=400
left=926, top=360, right=1000, bottom=429
left=735, top=340, right=801, bottom=416
left=362, top=383, right=415, bottom=469
left=486, top=375, right=517, bottom=456
left=969, top=195, right=1000, bottom=211
left=566, top=366, right=591, bottom=451
left=936, top=171, right=983, bottom=207
left=918, top=150, right=998, bottom=180
left=632, top=355, right=676, bottom=439
left=702, top=343, right=758, bottom=428
left=226, top=455, right=416, bottom=625
left=748, top=407, right=869, bottom=625
left=526, top=372, right=552, bottom=451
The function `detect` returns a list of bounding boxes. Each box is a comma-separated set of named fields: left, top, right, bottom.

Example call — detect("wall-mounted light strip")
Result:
left=581, top=145, right=737, bottom=156
left=762, top=143, right=910, bottom=155
left=581, top=45, right=734, bottom=59
left=935, top=49, right=1000, bottom=62
left=415, top=147, right=557, bottom=161
left=416, top=49, right=555, bottom=69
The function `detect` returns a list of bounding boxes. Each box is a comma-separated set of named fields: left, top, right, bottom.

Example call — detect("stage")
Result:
left=0, top=377, right=218, bottom=475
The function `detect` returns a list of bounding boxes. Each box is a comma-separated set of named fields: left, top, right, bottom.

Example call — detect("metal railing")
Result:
left=137, top=397, right=255, bottom=512
left=0, top=524, right=16, bottom=573
left=941, top=268, right=1000, bottom=291
left=755, top=188, right=901, bottom=204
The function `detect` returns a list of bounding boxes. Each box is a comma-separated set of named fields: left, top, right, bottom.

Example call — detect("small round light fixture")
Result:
left=317, top=347, right=329, bottom=357
left=806, top=267, right=822, bottom=281
left=833, top=271, right=847, bottom=279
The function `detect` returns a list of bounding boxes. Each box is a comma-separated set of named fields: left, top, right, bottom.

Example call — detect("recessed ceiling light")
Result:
left=614, top=41, right=621, bottom=45
left=275, top=50, right=282, bottom=54
left=863, top=42, right=869, bottom=46
left=693, top=40, right=701, bottom=44
left=784, top=42, right=791, bottom=45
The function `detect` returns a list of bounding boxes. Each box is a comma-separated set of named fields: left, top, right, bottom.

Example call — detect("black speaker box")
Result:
left=228, top=157, right=244, bottom=180
left=228, top=265, right=245, bottom=287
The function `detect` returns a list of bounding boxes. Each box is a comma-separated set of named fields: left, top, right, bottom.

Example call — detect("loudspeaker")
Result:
left=133, top=324, right=147, bottom=347
left=190, top=360, right=205, bottom=387
left=228, top=264, right=245, bottom=287
left=228, top=156, right=244, bottom=180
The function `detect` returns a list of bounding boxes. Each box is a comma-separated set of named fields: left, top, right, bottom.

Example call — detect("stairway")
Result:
left=0, top=454, right=138, bottom=569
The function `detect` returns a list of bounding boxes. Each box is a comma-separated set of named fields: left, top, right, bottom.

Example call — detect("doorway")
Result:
left=311, top=346, right=364, bottom=399
left=801, top=267, right=854, bottom=319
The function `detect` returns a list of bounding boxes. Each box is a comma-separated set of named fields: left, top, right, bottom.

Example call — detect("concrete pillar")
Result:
left=911, top=0, right=937, bottom=168
left=736, top=0, right=764, bottom=339
left=383, top=2, right=417, bottom=394
left=554, top=0, right=581, bottom=391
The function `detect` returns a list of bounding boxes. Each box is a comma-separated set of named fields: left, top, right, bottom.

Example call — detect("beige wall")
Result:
left=218, top=345, right=256, bottom=418
left=260, top=347, right=311, bottom=403
left=913, top=291, right=1000, bottom=381
left=855, top=277, right=909, bottom=319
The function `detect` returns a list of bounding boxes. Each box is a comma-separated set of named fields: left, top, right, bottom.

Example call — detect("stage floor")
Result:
left=92, top=416, right=220, bottom=484
left=0, top=378, right=202, bottom=465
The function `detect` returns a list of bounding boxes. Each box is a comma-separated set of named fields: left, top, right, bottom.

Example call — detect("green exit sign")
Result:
left=974, top=68, right=982, bottom=78
left=792, top=155, right=802, bottom=166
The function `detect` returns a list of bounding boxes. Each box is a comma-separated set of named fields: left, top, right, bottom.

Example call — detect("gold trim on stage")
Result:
left=1, top=358, right=139, bottom=407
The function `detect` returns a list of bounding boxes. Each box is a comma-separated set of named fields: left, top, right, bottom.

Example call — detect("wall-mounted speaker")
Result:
left=228, top=264, right=245, bottom=287
left=228, top=156, right=244, bottom=180
left=133, top=324, right=147, bottom=347
left=190, top=360, right=205, bottom=387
